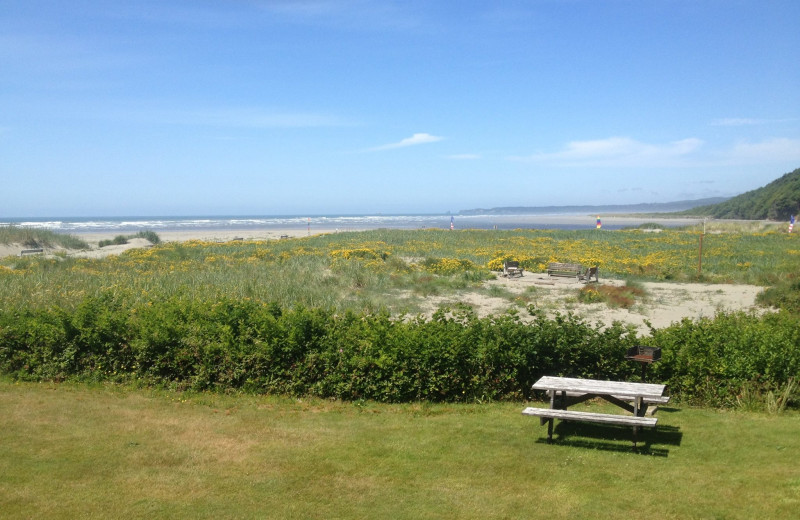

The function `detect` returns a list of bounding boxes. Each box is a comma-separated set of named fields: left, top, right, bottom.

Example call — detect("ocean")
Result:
left=0, top=213, right=691, bottom=234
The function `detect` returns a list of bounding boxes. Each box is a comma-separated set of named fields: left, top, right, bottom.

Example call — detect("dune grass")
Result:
left=1, top=380, right=798, bottom=519
left=0, top=225, right=89, bottom=249
left=2, top=227, right=798, bottom=314
left=99, top=231, right=162, bottom=248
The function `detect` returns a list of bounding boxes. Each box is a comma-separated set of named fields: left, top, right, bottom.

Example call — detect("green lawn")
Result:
left=1, top=381, right=798, bottom=519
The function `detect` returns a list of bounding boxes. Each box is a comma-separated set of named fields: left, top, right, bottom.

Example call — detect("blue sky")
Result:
left=2, top=0, right=799, bottom=217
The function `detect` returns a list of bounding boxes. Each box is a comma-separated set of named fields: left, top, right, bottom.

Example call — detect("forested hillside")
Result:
left=683, top=167, right=800, bottom=220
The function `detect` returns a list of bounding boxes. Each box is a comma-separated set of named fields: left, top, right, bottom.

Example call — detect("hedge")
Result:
left=1, top=294, right=798, bottom=406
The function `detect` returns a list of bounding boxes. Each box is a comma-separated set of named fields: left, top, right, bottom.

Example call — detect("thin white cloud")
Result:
left=728, top=137, right=800, bottom=163
left=366, top=133, right=444, bottom=152
left=512, top=136, right=704, bottom=167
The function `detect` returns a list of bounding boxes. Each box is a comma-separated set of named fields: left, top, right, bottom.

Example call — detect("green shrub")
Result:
left=757, top=278, right=800, bottom=313
left=1, top=294, right=798, bottom=409
left=649, top=310, right=800, bottom=406
left=99, top=235, right=129, bottom=248
left=135, top=230, right=161, bottom=244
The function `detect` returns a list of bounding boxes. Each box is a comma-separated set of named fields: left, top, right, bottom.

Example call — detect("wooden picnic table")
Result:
left=523, top=376, right=669, bottom=448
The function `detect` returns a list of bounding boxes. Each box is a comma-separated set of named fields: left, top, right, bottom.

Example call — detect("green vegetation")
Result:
left=99, top=235, right=130, bottom=247
left=1, top=293, right=797, bottom=407
left=99, top=230, right=161, bottom=248
left=2, top=228, right=798, bottom=313
left=682, top=167, right=800, bottom=221
left=135, top=230, right=161, bottom=244
left=635, top=222, right=666, bottom=230
left=577, top=282, right=647, bottom=308
left=0, top=225, right=88, bottom=249
left=757, top=277, right=800, bottom=314
left=1, top=227, right=798, bottom=408
left=2, top=381, right=799, bottom=519
left=2, top=226, right=799, bottom=518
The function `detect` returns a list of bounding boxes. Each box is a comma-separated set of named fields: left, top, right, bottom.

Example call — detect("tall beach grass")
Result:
left=0, top=225, right=88, bottom=250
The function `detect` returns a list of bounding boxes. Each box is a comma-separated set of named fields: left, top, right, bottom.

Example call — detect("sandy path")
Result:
left=414, top=272, right=765, bottom=334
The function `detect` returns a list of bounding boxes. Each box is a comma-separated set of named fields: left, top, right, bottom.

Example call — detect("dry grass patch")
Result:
left=577, top=283, right=647, bottom=308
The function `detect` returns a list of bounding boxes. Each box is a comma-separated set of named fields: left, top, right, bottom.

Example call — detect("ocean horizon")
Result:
left=0, top=212, right=696, bottom=234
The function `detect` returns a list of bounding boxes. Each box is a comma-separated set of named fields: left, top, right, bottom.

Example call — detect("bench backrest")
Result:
left=549, top=262, right=581, bottom=270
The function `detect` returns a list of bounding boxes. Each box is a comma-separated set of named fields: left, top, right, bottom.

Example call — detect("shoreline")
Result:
left=73, top=227, right=347, bottom=245
left=69, top=215, right=708, bottom=244
left=4, top=215, right=778, bottom=260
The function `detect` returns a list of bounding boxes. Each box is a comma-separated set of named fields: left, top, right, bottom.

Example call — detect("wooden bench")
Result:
left=503, top=260, right=523, bottom=278
left=547, top=262, right=583, bottom=278
left=522, top=407, right=657, bottom=446
left=522, top=407, right=658, bottom=427
left=19, top=248, right=44, bottom=256
left=580, top=266, right=599, bottom=283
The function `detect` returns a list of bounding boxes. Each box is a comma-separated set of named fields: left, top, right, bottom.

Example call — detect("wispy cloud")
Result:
left=512, top=136, right=703, bottom=167
left=728, top=138, right=800, bottom=163
left=366, top=133, right=444, bottom=152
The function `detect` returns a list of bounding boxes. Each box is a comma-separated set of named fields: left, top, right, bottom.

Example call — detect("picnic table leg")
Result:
left=543, top=390, right=559, bottom=442
left=632, top=396, right=643, bottom=450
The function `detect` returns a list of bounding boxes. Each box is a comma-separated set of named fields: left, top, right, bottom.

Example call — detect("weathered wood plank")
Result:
left=561, top=390, right=670, bottom=405
left=547, top=262, right=583, bottom=277
left=531, top=376, right=666, bottom=400
left=521, top=407, right=658, bottom=427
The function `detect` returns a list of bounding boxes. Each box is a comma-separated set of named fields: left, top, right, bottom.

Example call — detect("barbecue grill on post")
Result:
left=625, top=346, right=661, bottom=382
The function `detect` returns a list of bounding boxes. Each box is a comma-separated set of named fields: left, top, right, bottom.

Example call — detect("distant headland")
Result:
left=458, top=197, right=728, bottom=216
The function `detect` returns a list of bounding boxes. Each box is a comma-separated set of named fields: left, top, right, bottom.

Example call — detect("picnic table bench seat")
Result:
left=522, top=407, right=658, bottom=427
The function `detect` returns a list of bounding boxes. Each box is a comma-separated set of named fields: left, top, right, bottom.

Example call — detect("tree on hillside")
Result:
left=683, top=167, right=800, bottom=221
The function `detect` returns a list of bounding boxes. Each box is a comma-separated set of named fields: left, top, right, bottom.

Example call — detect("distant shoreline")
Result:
left=1, top=213, right=707, bottom=238
left=65, top=215, right=711, bottom=246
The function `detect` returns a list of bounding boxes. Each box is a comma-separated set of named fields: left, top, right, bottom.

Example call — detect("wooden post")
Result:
left=697, top=233, right=704, bottom=275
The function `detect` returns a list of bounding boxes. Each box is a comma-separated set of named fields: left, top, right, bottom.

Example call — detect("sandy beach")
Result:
left=433, top=272, right=765, bottom=334
left=71, top=214, right=708, bottom=244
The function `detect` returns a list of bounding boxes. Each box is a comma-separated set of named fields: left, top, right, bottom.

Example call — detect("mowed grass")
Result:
left=2, top=381, right=799, bottom=519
